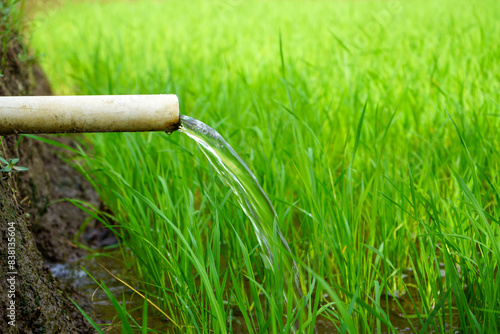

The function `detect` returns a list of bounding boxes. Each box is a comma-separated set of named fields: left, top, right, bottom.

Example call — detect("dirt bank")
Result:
left=0, top=1, right=99, bottom=332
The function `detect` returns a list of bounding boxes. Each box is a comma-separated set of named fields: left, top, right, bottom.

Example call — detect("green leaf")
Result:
left=99, top=281, right=135, bottom=333
left=67, top=296, right=106, bottom=334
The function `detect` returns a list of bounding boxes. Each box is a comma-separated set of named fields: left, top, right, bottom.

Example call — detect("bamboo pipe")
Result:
left=0, top=95, right=180, bottom=135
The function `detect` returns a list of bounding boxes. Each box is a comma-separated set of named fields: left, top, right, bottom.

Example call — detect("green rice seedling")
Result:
left=30, top=0, right=500, bottom=332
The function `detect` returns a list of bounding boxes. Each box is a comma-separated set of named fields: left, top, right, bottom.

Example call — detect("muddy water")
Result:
left=49, top=250, right=459, bottom=333
left=48, top=253, right=171, bottom=333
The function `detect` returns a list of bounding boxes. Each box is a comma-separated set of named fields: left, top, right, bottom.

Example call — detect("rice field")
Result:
left=30, top=0, right=500, bottom=332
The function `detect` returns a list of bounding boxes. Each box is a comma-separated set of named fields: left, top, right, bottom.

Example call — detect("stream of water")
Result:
left=178, top=115, right=302, bottom=307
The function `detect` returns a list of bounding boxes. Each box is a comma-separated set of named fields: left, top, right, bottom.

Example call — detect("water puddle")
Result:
left=48, top=254, right=171, bottom=333
left=49, top=257, right=457, bottom=333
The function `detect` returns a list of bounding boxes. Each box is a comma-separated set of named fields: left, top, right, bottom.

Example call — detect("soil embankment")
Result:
left=0, top=2, right=98, bottom=332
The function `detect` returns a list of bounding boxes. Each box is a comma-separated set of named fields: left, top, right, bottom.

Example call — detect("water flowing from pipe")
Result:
left=178, top=115, right=301, bottom=311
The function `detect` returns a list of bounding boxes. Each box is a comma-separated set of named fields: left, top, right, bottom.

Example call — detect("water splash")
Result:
left=178, top=115, right=301, bottom=304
